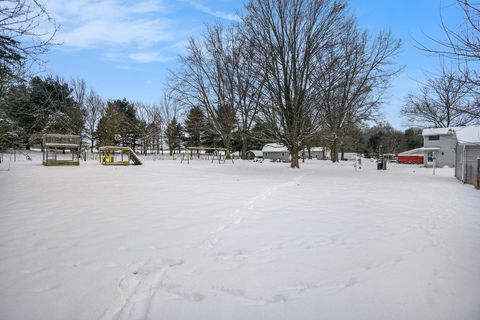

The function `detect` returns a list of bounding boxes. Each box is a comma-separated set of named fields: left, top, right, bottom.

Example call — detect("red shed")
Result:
left=398, top=149, right=424, bottom=165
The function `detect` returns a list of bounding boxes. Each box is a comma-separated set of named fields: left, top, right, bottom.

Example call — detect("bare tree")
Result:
left=159, top=92, right=182, bottom=156
left=420, top=1, right=480, bottom=75
left=416, top=0, right=480, bottom=122
left=134, top=102, right=150, bottom=155
left=0, top=0, right=58, bottom=90
left=70, top=78, right=87, bottom=109
left=242, top=0, right=347, bottom=168
left=402, top=68, right=478, bottom=128
left=234, top=25, right=265, bottom=159
left=314, top=20, right=401, bottom=161
left=170, top=24, right=240, bottom=156
left=134, top=102, right=163, bottom=155
left=84, top=89, right=104, bottom=152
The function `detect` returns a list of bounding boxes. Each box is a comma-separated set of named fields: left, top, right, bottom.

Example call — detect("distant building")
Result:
left=262, top=143, right=290, bottom=162
left=304, top=147, right=330, bottom=160
left=246, top=150, right=263, bottom=161
left=340, top=152, right=358, bottom=161
left=454, top=126, right=480, bottom=188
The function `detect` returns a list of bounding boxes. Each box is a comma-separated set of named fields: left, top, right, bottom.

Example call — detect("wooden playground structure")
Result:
left=181, top=147, right=234, bottom=164
left=98, top=146, right=143, bottom=166
left=42, top=134, right=81, bottom=166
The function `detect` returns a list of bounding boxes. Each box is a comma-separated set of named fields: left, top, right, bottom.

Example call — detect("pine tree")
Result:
left=96, top=99, right=140, bottom=149
left=184, top=106, right=205, bottom=148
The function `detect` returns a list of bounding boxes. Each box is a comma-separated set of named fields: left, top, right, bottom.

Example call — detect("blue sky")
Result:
left=42, top=0, right=464, bottom=129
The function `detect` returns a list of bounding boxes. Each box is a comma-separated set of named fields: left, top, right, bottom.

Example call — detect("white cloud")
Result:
left=184, top=0, right=241, bottom=21
left=128, top=52, right=174, bottom=63
left=49, top=0, right=174, bottom=49
left=59, top=19, right=174, bottom=48
left=45, top=0, right=182, bottom=64
left=45, top=0, right=240, bottom=64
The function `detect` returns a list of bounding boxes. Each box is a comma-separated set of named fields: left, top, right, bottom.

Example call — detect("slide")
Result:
left=127, top=148, right=143, bottom=165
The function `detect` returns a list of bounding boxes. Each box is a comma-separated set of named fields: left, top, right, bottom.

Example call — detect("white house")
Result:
left=421, top=127, right=459, bottom=167
left=454, top=126, right=480, bottom=187
left=262, top=143, right=290, bottom=162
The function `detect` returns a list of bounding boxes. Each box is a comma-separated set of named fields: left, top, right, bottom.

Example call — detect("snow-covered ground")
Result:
left=0, top=153, right=479, bottom=320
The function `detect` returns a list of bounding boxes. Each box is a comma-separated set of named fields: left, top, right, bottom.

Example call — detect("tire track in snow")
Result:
left=204, top=175, right=303, bottom=249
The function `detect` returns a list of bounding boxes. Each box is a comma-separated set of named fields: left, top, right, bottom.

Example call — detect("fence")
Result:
left=464, top=159, right=480, bottom=189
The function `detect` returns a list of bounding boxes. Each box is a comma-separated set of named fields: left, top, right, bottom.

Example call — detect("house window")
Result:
left=428, top=135, right=440, bottom=141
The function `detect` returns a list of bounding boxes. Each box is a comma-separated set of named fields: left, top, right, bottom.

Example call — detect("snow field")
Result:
left=0, top=155, right=479, bottom=320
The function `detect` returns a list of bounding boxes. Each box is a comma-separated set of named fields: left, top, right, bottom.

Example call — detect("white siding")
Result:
left=424, top=134, right=457, bottom=167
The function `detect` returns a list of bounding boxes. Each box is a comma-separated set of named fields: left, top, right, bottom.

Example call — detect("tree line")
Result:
left=2, top=0, right=480, bottom=167
left=0, top=74, right=423, bottom=158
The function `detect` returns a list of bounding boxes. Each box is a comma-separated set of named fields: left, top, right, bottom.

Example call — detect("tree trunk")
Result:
left=223, top=135, right=232, bottom=159
left=331, top=138, right=338, bottom=162
left=290, top=145, right=299, bottom=168
left=241, top=135, right=248, bottom=160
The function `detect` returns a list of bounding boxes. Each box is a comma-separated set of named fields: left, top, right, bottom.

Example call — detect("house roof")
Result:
left=399, top=147, right=440, bottom=155
left=454, top=126, right=480, bottom=145
left=262, top=143, right=289, bottom=152
left=422, top=127, right=460, bottom=136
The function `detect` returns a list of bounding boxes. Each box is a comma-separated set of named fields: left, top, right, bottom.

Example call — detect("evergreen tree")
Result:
left=0, top=110, right=23, bottom=152
left=96, top=99, right=140, bottom=149
left=1, top=83, right=32, bottom=147
left=29, top=76, right=84, bottom=136
left=184, top=106, right=206, bottom=147
left=96, top=103, right=122, bottom=147
left=1, top=76, right=84, bottom=149
left=402, top=128, right=423, bottom=151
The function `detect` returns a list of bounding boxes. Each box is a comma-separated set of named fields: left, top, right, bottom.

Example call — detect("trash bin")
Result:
left=377, top=161, right=383, bottom=170
left=377, top=156, right=384, bottom=170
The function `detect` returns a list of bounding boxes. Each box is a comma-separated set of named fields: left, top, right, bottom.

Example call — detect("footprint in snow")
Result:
left=344, top=276, right=357, bottom=288
left=266, top=294, right=288, bottom=303
left=100, top=259, right=184, bottom=320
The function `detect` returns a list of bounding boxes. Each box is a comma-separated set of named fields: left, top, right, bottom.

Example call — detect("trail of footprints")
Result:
left=205, top=176, right=303, bottom=249
left=100, top=174, right=427, bottom=318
